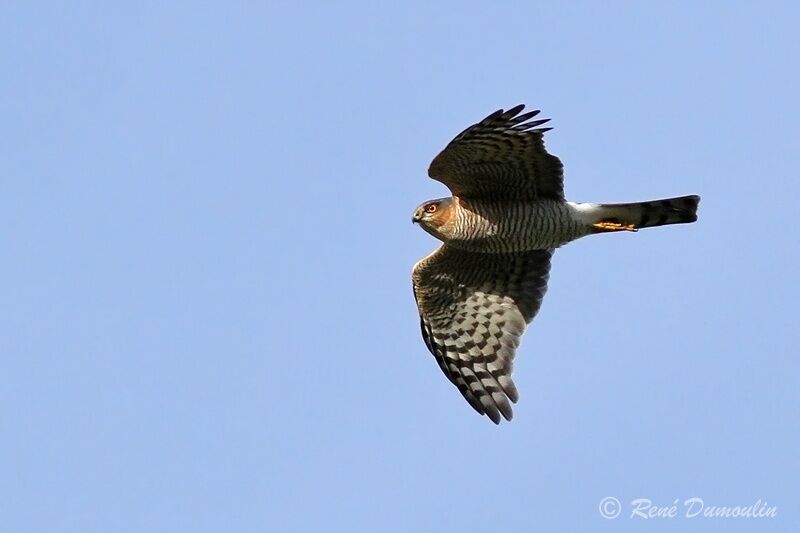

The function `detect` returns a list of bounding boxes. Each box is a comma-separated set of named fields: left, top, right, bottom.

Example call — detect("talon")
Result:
left=592, top=221, right=638, bottom=232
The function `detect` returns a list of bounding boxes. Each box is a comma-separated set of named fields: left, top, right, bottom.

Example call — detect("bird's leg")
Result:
left=592, top=221, right=638, bottom=232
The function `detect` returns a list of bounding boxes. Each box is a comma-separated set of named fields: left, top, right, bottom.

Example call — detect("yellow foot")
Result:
left=592, top=221, right=638, bottom=232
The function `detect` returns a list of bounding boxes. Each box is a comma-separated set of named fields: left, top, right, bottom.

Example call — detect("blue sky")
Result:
left=1, top=2, right=798, bottom=532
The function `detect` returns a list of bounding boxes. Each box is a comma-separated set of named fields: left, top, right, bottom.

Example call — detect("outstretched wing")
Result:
left=412, top=245, right=553, bottom=423
left=428, top=104, right=564, bottom=201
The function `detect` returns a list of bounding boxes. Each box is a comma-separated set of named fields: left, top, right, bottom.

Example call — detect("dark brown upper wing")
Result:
left=428, top=105, right=564, bottom=201
left=412, top=245, right=553, bottom=424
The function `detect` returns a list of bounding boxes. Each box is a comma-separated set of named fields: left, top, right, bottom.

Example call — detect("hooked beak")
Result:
left=412, top=212, right=421, bottom=224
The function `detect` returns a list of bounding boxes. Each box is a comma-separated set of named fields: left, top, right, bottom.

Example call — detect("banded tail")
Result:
left=588, top=195, right=700, bottom=233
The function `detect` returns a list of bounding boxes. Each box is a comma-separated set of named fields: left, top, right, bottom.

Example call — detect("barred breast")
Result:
left=447, top=199, right=588, bottom=253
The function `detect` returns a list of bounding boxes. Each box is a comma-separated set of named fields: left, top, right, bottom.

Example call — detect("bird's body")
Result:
left=412, top=105, right=699, bottom=424
left=419, top=197, right=586, bottom=252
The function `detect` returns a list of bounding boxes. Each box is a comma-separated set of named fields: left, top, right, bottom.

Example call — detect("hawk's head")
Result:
left=412, top=197, right=454, bottom=240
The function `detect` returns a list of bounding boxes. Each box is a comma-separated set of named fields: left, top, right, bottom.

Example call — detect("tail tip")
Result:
left=680, top=195, right=700, bottom=222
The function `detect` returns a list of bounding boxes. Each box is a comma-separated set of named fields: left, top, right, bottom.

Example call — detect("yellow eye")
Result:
left=425, top=204, right=438, bottom=213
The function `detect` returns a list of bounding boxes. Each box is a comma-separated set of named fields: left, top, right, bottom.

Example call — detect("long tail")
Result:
left=588, top=195, right=700, bottom=233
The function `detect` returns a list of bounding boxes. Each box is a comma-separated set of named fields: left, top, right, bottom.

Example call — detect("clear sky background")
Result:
left=2, top=2, right=798, bottom=532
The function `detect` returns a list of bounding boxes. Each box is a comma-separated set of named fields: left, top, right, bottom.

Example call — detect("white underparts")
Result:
left=566, top=201, right=603, bottom=226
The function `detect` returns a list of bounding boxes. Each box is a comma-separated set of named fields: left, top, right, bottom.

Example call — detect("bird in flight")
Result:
left=412, top=105, right=699, bottom=424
